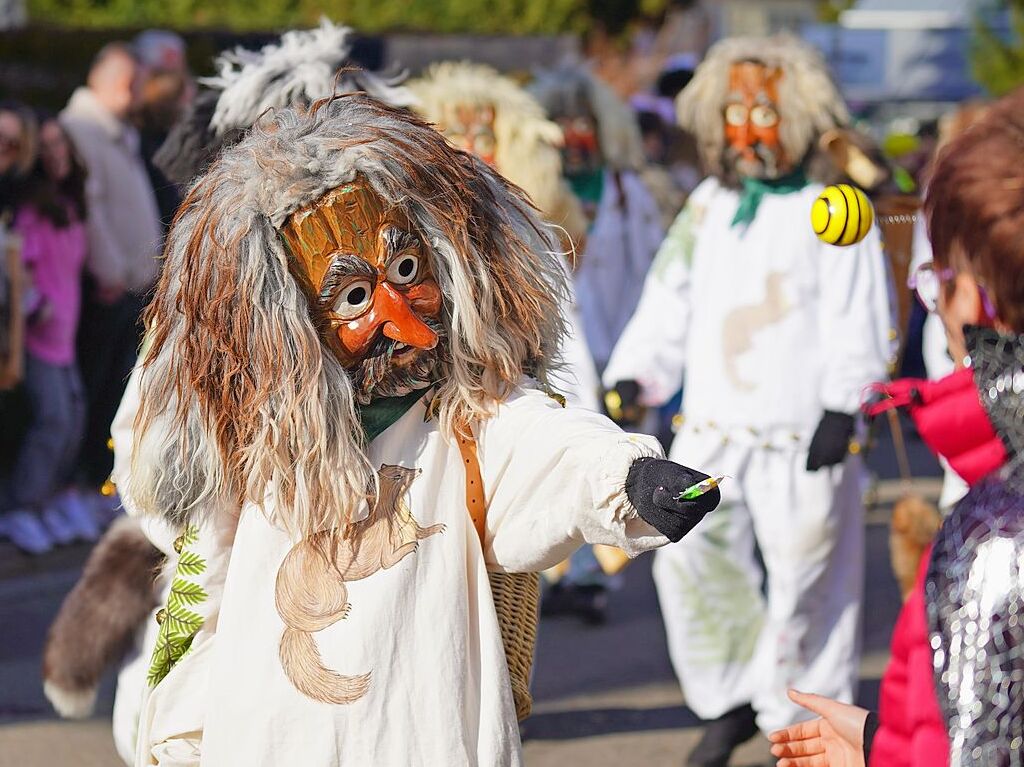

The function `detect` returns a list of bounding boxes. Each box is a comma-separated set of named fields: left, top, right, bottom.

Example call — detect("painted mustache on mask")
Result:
left=350, top=318, right=447, bottom=404
left=724, top=142, right=782, bottom=179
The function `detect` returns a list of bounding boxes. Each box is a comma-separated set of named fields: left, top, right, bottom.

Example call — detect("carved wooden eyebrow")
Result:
left=381, top=226, right=419, bottom=258
left=318, top=254, right=377, bottom=307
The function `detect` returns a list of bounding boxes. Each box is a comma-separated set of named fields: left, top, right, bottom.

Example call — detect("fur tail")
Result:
left=42, top=516, right=164, bottom=718
left=279, top=627, right=371, bottom=704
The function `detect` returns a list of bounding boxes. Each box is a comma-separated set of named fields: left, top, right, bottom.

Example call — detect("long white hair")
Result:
left=677, top=34, right=849, bottom=180
left=409, top=61, right=586, bottom=244
left=203, top=18, right=414, bottom=136
left=529, top=65, right=646, bottom=173
left=131, top=94, right=569, bottom=539
left=154, top=19, right=415, bottom=185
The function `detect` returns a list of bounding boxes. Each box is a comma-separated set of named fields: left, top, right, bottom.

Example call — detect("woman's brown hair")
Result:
left=926, top=87, right=1024, bottom=332
left=25, top=114, right=87, bottom=228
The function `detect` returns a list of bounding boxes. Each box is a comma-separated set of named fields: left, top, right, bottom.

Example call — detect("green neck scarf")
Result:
left=731, top=168, right=808, bottom=228
left=567, top=167, right=605, bottom=207
left=358, top=389, right=429, bottom=443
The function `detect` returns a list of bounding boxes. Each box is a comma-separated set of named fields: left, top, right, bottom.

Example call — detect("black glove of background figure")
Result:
left=806, top=410, right=856, bottom=471
left=625, top=457, right=721, bottom=542
left=604, top=379, right=645, bottom=427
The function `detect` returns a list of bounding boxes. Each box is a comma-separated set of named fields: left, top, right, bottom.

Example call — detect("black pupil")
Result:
left=347, top=286, right=367, bottom=305
left=398, top=258, right=415, bottom=278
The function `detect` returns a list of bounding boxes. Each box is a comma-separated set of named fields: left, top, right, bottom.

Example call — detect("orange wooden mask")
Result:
left=280, top=179, right=442, bottom=368
left=723, top=62, right=787, bottom=178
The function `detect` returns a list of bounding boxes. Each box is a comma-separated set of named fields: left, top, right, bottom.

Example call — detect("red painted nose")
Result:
left=375, top=283, right=438, bottom=350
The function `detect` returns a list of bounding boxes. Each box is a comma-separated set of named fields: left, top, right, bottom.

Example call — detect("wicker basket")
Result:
left=488, top=570, right=540, bottom=721
left=455, top=423, right=541, bottom=721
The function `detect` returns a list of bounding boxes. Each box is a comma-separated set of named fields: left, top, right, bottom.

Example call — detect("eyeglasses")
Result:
left=908, top=261, right=997, bottom=318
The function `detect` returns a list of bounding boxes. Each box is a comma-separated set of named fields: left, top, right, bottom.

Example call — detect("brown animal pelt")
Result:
left=42, top=516, right=165, bottom=718
left=889, top=494, right=942, bottom=601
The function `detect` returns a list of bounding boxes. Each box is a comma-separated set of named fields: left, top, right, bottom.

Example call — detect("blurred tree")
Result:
left=817, top=0, right=855, bottom=24
left=25, top=0, right=667, bottom=34
left=972, top=0, right=1024, bottom=96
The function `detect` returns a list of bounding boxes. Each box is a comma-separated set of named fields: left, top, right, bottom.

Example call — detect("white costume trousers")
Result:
left=655, top=426, right=864, bottom=733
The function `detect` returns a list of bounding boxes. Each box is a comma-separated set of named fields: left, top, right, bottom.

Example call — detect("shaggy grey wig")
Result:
left=409, top=61, right=587, bottom=246
left=154, top=19, right=415, bottom=185
left=529, top=65, right=646, bottom=173
left=131, top=94, right=569, bottom=540
left=677, top=34, right=849, bottom=181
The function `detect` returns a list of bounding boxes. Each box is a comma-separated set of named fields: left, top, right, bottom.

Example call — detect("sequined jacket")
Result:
left=926, top=326, right=1024, bottom=767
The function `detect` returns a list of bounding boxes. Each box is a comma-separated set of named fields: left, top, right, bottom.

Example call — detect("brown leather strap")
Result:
left=455, top=427, right=487, bottom=545
left=886, top=408, right=914, bottom=486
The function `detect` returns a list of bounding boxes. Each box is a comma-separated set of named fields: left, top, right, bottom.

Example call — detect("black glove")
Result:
left=625, top=457, right=721, bottom=542
left=806, top=411, right=855, bottom=471
left=604, top=379, right=645, bottom=427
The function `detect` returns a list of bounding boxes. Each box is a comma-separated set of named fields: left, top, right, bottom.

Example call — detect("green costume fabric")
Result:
left=730, top=169, right=808, bottom=228
left=566, top=168, right=605, bottom=209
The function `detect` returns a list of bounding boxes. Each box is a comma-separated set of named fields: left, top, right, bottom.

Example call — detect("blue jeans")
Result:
left=11, top=354, right=85, bottom=509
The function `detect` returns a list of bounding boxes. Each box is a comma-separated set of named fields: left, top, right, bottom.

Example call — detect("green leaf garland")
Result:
left=147, top=524, right=208, bottom=687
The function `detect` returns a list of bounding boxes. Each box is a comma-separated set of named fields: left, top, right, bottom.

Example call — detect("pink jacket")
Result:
left=15, top=204, right=87, bottom=366
left=869, top=546, right=948, bottom=767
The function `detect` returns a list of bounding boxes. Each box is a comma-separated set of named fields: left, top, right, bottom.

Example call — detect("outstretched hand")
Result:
left=625, top=457, right=721, bottom=542
left=768, top=690, right=868, bottom=767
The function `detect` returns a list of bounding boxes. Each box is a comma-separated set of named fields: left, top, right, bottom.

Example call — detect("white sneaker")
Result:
left=53, top=491, right=100, bottom=542
left=40, top=504, right=77, bottom=545
left=3, top=510, right=54, bottom=554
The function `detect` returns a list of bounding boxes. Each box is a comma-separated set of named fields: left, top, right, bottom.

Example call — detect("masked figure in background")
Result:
left=409, top=61, right=598, bottom=411
left=530, top=65, right=665, bottom=377
left=40, top=22, right=414, bottom=765
left=527, top=66, right=666, bottom=621
left=603, top=35, right=895, bottom=767
left=117, top=94, right=718, bottom=767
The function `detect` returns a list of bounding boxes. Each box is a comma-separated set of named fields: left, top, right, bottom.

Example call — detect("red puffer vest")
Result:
left=864, top=368, right=1007, bottom=484
left=868, top=549, right=949, bottom=767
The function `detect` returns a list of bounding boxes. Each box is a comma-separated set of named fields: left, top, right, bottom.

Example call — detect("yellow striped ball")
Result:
left=810, top=184, right=874, bottom=246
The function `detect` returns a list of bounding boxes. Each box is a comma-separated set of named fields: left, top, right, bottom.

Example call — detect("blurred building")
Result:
left=840, top=0, right=991, bottom=29
left=706, top=0, right=819, bottom=37
left=803, top=0, right=999, bottom=127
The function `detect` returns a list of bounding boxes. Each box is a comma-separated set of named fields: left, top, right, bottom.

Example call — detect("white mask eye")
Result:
left=750, top=105, right=779, bottom=128
left=387, top=254, right=420, bottom=286
left=332, top=279, right=373, bottom=320
left=724, top=103, right=749, bottom=127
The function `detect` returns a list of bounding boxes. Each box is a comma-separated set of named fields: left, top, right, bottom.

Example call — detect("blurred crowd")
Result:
left=1, top=20, right=1023, bottom=767
left=0, top=32, right=191, bottom=554
left=0, top=29, right=705, bottom=557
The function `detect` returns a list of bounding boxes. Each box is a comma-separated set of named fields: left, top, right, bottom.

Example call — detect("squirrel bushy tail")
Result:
left=275, top=535, right=371, bottom=703
left=279, top=627, right=372, bottom=704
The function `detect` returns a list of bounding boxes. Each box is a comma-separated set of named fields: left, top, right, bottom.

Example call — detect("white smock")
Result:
left=574, top=168, right=664, bottom=372
left=115, top=381, right=667, bottom=767
left=604, top=176, right=895, bottom=732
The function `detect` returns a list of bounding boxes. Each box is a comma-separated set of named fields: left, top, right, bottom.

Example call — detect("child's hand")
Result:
left=768, top=690, right=868, bottom=767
